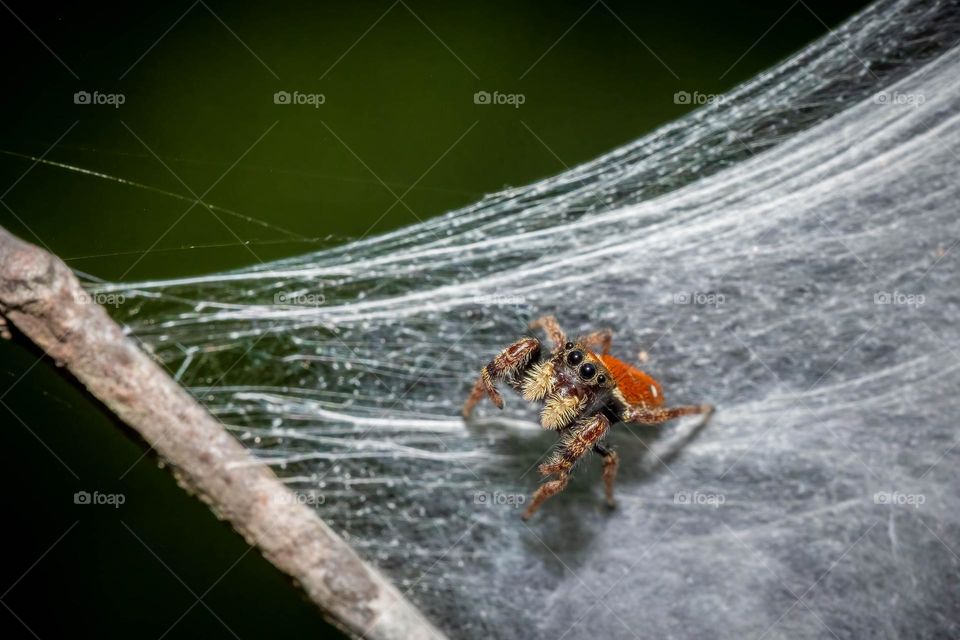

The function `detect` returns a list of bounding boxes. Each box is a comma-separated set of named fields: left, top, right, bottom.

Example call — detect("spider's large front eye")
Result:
left=566, top=350, right=583, bottom=366
left=579, top=363, right=597, bottom=380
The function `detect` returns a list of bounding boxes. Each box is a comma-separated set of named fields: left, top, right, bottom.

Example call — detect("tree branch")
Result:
left=0, top=227, right=445, bottom=640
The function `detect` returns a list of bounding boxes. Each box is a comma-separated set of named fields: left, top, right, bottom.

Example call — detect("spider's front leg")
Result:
left=462, top=337, right=542, bottom=418
left=522, top=413, right=610, bottom=520
left=581, top=328, right=613, bottom=355
left=593, top=442, right=619, bottom=508
left=622, top=403, right=715, bottom=427
left=528, top=314, right=566, bottom=349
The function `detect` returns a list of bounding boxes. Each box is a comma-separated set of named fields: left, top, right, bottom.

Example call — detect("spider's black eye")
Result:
left=597, top=374, right=607, bottom=385
left=579, top=363, right=597, bottom=380
left=566, top=350, right=583, bottom=366
left=564, top=342, right=574, bottom=350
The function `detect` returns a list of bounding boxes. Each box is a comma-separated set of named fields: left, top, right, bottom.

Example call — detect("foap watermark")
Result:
left=674, top=490, right=725, bottom=508
left=272, top=491, right=326, bottom=507
left=274, top=90, right=326, bottom=108
left=674, top=90, right=724, bottom=106
left=874, top=290, right=925, bottom=308
left=74, top=90, right=126, bottom=108
left=74, top=490, right=126, bottom=508
left=474, top=90, right=525, bottom=108
left=75, top=291, right=126, bottom=308
left=874, top=491, right=925, bottom=508
left=672, top=291, right=725, bottom=307
left=473, top=293, right=526, bottom=307
left=474, top=490, right=526, bottom=508
left=873, top=91, right=925, bottom=107
left=274, top=291, right=326, bottom=306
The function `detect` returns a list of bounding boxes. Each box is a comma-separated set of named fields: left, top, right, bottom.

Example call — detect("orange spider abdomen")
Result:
left=599, top=354, right=664, bottom=408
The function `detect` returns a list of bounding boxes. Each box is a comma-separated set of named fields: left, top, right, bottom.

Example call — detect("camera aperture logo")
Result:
left=474, top=90, right=525, bottom=108
left=74, top=490, right=126, bottom=508
left=274, top=90, right=326, bottom=108
left=74, top=90, right=126, bottom=109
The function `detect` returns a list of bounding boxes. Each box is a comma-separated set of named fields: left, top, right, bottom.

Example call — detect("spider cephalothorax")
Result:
left=463, top=315, right=714, bottom=520
left=521, top=339, right=616, bottom=429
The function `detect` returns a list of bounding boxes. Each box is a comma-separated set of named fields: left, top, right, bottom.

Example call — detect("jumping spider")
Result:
left=463, top=315, right=714, bottom=520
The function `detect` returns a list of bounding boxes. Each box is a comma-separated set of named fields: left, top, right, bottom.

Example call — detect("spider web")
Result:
left=88, top=0, right=960, bottom=636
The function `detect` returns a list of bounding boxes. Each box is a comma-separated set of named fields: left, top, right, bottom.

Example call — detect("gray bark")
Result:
left=0, top=227, right=445, bottom=640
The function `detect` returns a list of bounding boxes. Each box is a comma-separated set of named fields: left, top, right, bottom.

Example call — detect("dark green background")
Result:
left=0, top=1, right=867, bottom=638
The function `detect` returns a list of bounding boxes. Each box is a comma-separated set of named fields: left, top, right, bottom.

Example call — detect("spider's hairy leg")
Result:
left=528, top=314, right=567, bottom=349
left=462, top=337, right=542, bottom=418
left=523, top=414, right=609, bottom=520
left=593, top=443, right=619, bottom=508
left=581, top=328, right=613, bottom=355
left=521, top=475, right=568, bottom=522
left=622, top=403, right=715, bottom=427
left=538, top=413, right=610, bottom=478
left=463, top=370, right=498, bottom=418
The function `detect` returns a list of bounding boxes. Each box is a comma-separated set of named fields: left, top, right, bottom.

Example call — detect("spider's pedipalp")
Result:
left=520, top=360, right=555, bottom=402
left=540, top=391, right=585, bottom=429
